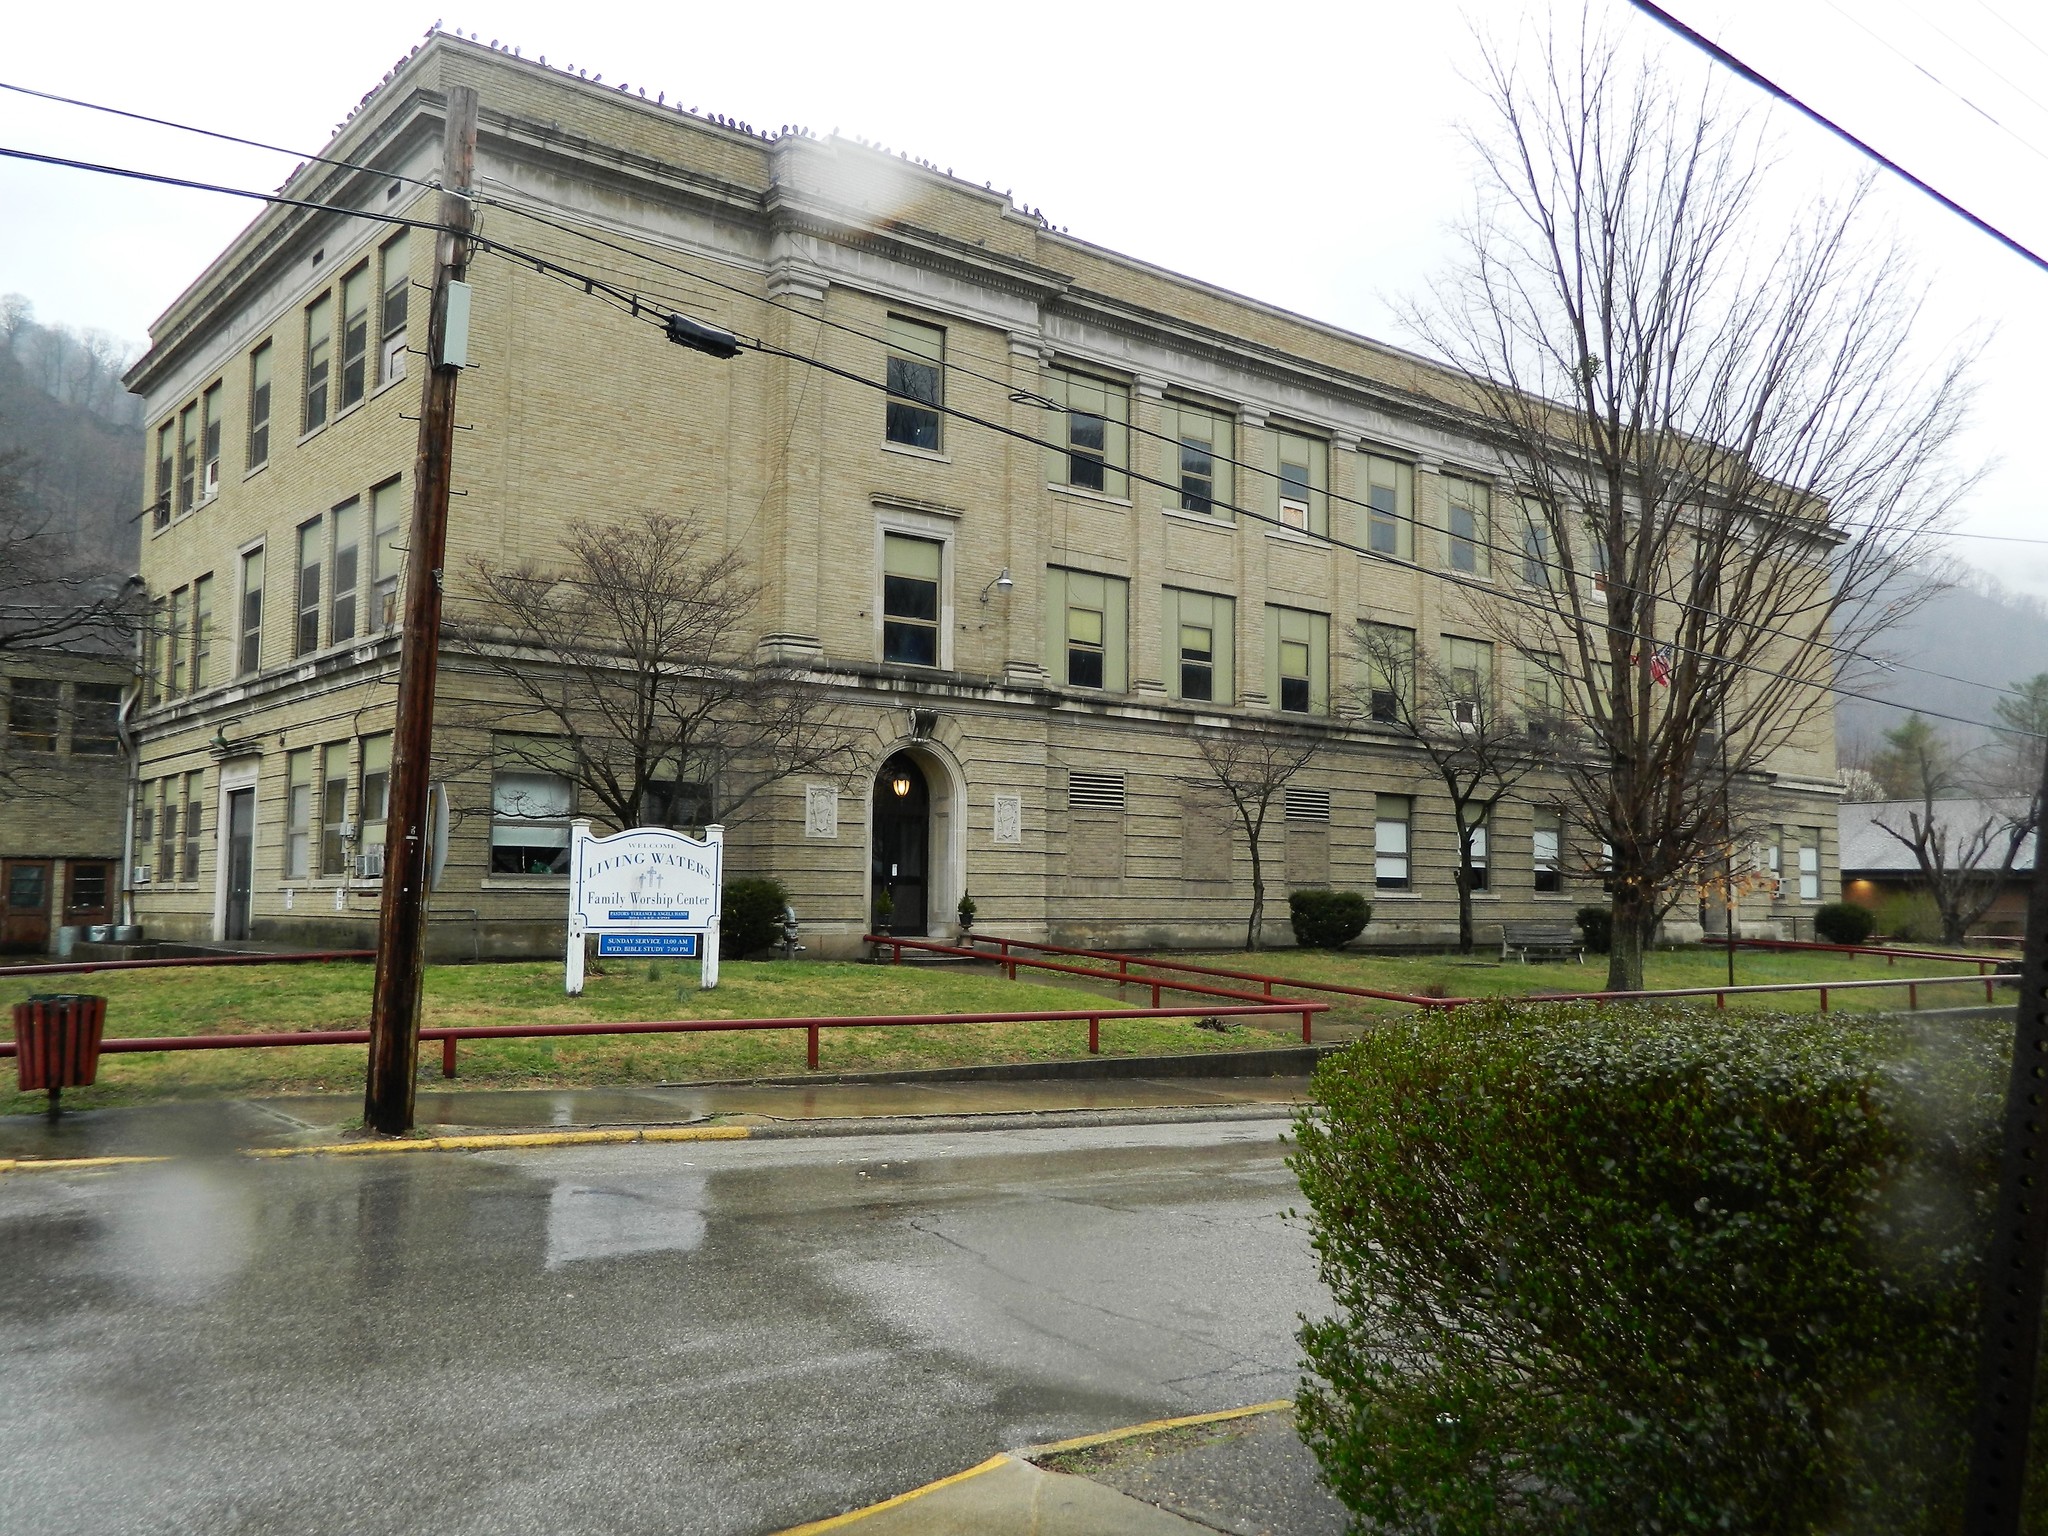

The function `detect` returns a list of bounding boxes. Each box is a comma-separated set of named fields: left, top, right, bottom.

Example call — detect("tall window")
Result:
left=71, top=683, right=121, bottom=754
left=158, top=786, right=177, bottom=880
left=1271, top=428, right=1327, bottom=534
left=181, top=771, right=204, bottom=882
left=319, top=742, right=351, bottom=877
left=330, top=498, right=361, bottom=644
left=295, top=518, right=322, bottom=655
left=1443, top=635, right=1492, bottom=714
left=1363, top=454, right=1414, bottom=558
left=1798, top=830, right=1821, bottom=901
left=1045, top=568, right=1128, bottom=692
left=1164, top=588, right=1233, bottom=704
left=1163, top=399, right=1232, bottom=517
left=1267, top=605, right=1328, bottom=715
left=379, top=231, right=410, bottom=384
left=1533, top=807, right=1563, bottom=893
left=1518, top=499, right=1553, bottom=587
left=177, top=402, right=198, bottom=515
left=1375, top=795, right=1412, bottom=891
left=1043, top=368, right=1129, bottom=496
left=167, top=586, right=188, bottom=695
left=199, top=383, right=223, bottom=500
left=154, top=422, right=175, bottom=529
left=1525, top=653, right=1565, bottom=740
left=881, top=533, right=942, bottom=666
left=491, top=766, right=573, bottom=875
left=5, top=678, right=59, bottom=751
left=359, top=734, right=391, bottom=873
left=371, top=477, right=404, bottom=628
left=146, top=599, right=166, bottom=705
left=136, top=792, right=155, bottom=873
left=884, top=315, right=943, bottom=449
left=285, top=749, right=312, bottom=879
left=1445, top=476, right=1490, bottom=575
left=339, top=265, right=370, bottom=410
left=1363, top=623, right=1414, bottom=723
left=238, top=545, right=265, bottom=676
left=1463, top=807, right=1490, bottom=892
left=247, top=341, right=272, bottom=468
left=190, top=573, right=213, bottom=690
left=303, top=292, right=333, bottom=431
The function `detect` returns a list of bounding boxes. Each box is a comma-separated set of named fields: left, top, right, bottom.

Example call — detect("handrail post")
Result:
left=442, top=1037, right=457, bottom=1079
left=1910, top=982, right=1918, bottom=1011
left=1715, top=991, right=1725, bottom=1010
left=807, top=1022, right=819, bottom=1071
left=1301, top=1009, right=1313, bottom=1044
left=1151, top=981, right=1162, bottom=1007
left=1088, top=1016, right=1100, bottom=1055
left=1819, top=986, right=1829, bottom=1013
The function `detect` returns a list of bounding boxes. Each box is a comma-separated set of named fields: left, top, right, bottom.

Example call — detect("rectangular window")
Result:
left=247, top=341, right=272, bottom=468
left=190, top=573, right=213, bottom=690
left=182, top=771, right=203, bottom=882
left=199, top=383, right=223, bottom=500
left=6, top=678, right=59, bottom=751
left=303, top=291, right=332, bottom=431
left=330, top=498, right=361, bottom=644
left=1267, top=605, right=1328, bottom=715
left=884, top=315, right=943, bottom=450
left=1798, top=831, right=1821, bottom=901
left=881, top=533, right=943, bottom=667
left=1271, top=429, right=1327, bottom=535
left=1443, top=635, right=1492, bottom=716
left=1587, top=525, right=1611, bottom=600
left=339, top=265, right=370, bottom=410
left=1044, top=568, right=1129, bottom=692
left=491, top=769, right=573, bottom=875
left=154, top=422, right=175, bottom=529
left=640, top=779, right=715, bottom=831
left=158, top=788, right=177, bottom=882
left=1445, top=476, right=1490, bottom=575
left=238, top=545, right=265, bottom=676
left=1765, top=839, right=1782, bottom=897
left=1163, top=399, right=1233, bottom=516
left=1043, top=368, right=1129, bottom=497
left=371, top=478, right=404, bottom=628
left=1375, top=795, right=1412, bottom=891
left=319, top=741, right=350, bottom=877
left=145, top=599, right=166, bottom=705
left=1362, top=622, right=1414, bottom=723
left=1518, top=499, right=1553, bottom=587
left=379, top=231, right=410, bottom=384
left=295, top=518, right=322, bottom=656
left=359, top=734, right=391, bottom=873
left=71, top=682, right=121, bottom=754
left=285, top=749, right=312, bottom=879
left=177, top=402, right=198, bottom=515
left=1533, top=807, right=1563, bottom=892
left=167, top=586, right=188, bottom=695
left=1363, top=454, right=1414, bottom=558
left=1164, top=588, right=1234, bottom=704
left=136, top=791, right=154, bottom=869
left=1464, top=808, right=1490, bottom=892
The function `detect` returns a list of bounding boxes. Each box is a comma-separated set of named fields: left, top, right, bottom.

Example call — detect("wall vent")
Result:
left=1068, top=771, right=1126, bottom=811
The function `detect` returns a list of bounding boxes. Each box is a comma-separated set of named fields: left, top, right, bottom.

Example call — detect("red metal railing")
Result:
left=0, top=1001, right=1328, bottom=1078
left=0, top=949, right=375, bottom=980
left=1729, top=937, right=2007, bottom=974
left=865, top=934, right=1340, bottom=1011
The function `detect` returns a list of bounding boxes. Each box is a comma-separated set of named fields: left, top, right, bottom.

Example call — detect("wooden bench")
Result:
left=1500, top=920, right=1585, bottom=964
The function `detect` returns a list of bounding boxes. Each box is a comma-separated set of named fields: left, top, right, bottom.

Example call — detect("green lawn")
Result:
left=2, top=958, right=1281, bottom=1114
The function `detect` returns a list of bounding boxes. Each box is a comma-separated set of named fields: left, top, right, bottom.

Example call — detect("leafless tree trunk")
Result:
left=1181, top=723, right=1323, bottom=951
left=1405, top=20, right=1973, bottom=989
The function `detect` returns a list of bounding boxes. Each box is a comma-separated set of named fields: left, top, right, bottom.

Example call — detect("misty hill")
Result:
left=0, top=295, right=142, bottom=570
left=1837, top=570, right=2048, bottom=754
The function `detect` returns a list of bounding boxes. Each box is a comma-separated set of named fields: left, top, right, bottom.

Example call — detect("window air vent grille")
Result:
left=1284, top=787, right=1332, bottom=823
left=1068, top=771, right=1126, bottom=811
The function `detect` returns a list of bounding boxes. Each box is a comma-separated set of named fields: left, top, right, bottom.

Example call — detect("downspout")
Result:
left=116, top=676, right=140, bottom=930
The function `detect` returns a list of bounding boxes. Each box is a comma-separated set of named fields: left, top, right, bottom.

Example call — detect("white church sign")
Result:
left=565, top=819, right=724, bottom=994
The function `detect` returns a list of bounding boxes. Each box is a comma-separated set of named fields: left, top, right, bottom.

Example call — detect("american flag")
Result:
left=1649, top=642, right=1673, bottom=687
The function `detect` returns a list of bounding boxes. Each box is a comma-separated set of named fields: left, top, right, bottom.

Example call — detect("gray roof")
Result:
left=1838, top=799, right=2037, bottom=876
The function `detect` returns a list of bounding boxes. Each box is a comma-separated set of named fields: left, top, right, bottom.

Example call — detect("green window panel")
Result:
left=1266, top=604, right=1328, bottom=715
left=1044, top=567, right=1128, bottom=692
left=1164, top=588, right=1234, bottom=703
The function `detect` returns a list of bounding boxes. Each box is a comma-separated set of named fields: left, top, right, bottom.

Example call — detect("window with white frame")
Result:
left=492, top=764, right=573, bottom=875
left=881, top=532, right=943, bottom=667
left=284, top=749, right=312, bottom=879
left=238, top=545, right=265, bottom=676
left=1533, top=807, right=1563, bottom=892
left=1375, top=794, right=1412, bottom=890
left=884, top=315, right=943, bottom=450
left=1043, top=367, right=1129, bottom=496
left=1798, top=830, right=1821, bottom=901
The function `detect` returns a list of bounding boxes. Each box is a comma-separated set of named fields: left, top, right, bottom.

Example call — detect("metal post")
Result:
left=1088, top=1016, right=1099, bottom=1055
left=807, top=1023, right=819, bottom=1071
left=442, top=1037, right=457, bottom=1078
left=364, top=84, right=477, bottom=1136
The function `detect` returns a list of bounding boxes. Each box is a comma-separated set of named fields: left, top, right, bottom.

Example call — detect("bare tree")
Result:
left=1405, top=21, right=1972, bottom=988
left=449, top=508, right=862, bottom=836
left=1180, top=722, right=1323, bottom=951
left=1353, top=625, right=1551, bottom=953
left=0, top=447, right=141, bottom=655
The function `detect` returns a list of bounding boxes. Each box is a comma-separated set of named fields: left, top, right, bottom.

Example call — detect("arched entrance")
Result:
left=872, top=753, right=931, bottom=935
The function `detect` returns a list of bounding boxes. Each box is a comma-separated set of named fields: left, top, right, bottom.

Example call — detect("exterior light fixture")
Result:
left=980, top=567, right=1014, bottom=603
left=665, top=311, right=741, bottom=359
left=890, top=773, right=912, bottom=798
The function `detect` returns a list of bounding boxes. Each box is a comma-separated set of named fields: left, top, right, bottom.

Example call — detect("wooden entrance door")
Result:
left=63, top=861, right=113, bottom=929
left=2, top=859, right=53, bottom=953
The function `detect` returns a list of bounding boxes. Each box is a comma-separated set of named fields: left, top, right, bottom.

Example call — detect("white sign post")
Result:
left=566, top=820, right=724, bottom=995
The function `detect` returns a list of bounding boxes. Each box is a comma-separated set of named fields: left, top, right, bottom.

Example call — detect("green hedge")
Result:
left=1289, top=889, right=1370, bottom=949
left=1814, top=900, right=1877, bottom=946
left=720, top=877, right=790, bottom=957
left=1291, top=1003, right=2004, bottom=1534
left=1576, top=904, right=1613, bottom=953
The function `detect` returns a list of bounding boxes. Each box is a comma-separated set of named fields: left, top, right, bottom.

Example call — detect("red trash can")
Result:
left=12, top=994, right=108, bottom=1101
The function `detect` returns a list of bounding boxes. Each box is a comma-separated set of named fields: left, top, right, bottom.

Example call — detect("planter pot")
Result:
left=12, top=994, right=108, bottom=1095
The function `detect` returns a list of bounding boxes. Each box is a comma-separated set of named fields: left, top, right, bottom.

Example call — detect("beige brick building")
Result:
left=121, top=34, right=1841, bottom=959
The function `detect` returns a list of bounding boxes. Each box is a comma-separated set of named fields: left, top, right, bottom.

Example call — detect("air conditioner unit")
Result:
left=132, top=865, right=151, bottom=885
left=1450, top=699, right=1479, bottom=729
left=1279, top=497, right=1310, bottom=531
left=202, top=459, right=221, bottom=496
left=356, top=847, right=385, bottom=879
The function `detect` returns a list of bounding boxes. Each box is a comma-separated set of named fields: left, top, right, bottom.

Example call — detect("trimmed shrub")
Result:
left=1814, top=900, right=1877, bottom=946
left=1291, top=1003, right=2002, bottom=1535
left=1877, top=891, right=1944, bottom=944
left=1575, top=903, right=1613, bottom=953
left=720, top=876, right=790, bottom=958
left=1289, top=889, right=1370, bottom=949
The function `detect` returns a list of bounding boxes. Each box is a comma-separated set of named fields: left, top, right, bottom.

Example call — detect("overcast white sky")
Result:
left=2, top=0, right=2043, bottom=594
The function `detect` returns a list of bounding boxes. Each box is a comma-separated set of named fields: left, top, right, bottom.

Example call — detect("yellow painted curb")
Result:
left=247, top=1124, right=753, bottom=1159
left=0, top=1154, right=173, bottom=1174
left=642, top=1125, right=751, bottom=1143
left=768, top=1454, right=1011, bottom=1535
left=1026, top=1398, right=1293, bottom=1458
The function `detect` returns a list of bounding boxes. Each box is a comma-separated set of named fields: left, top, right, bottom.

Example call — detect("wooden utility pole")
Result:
left=364, top=84, right=477, bottom=1135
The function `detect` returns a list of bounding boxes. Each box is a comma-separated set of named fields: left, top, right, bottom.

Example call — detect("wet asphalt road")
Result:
left=0, top=1119, right=1321, bottom=1536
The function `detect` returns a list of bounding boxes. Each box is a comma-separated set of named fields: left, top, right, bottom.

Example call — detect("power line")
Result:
left=1972, top=0, right=2048, bottom=69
